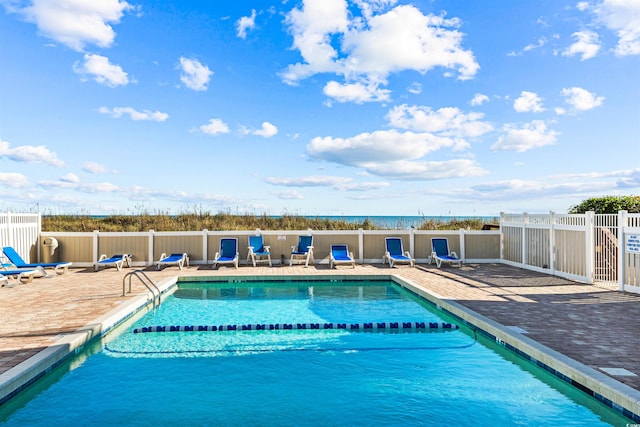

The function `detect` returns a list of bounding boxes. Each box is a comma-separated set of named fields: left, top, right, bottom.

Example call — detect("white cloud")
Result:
left=74, top=53, right=130, bottom=87
left=282, top=1, right=478, bottom=102
left=470, top=93, right=489, bottom=106
left=306, top=129, right=487, bottom=180
left=60, top=173, right=79, bottom=183
left=308, top=130, right=454, bottom=165
left=387, top=105, right=493, bottom=140
left=491, top=120, right=560, bottom=152
left=83, top=161, right=116, bottom=174
left=274, top=190, right=304, bottom=200
left=469, top=179, right=609, bottom=199
left=577, top=2, right=590, bottom=12
left=38, top=180, right=120, bottom=194
left=252, top=122, right=278, bottom=138
left=99, top=106, right=169, bottom=121
left=407, top=82, right=422, bottom=94
left=266, top=175, right=389, bottom=191
left=9, top=0, right=134, bottom=51
left=198, top=118, right=230, bottom=135
left=341, top=5, right=478, bottom=78
left=178, top=57, right=213, bottom=91
left=594, top=0, right=640, bottom=56
left=561, top=87, right=605, bottom=111
left=323, top=80, right=391, bottom=103
left=0, top=172, right=30, bottom=188
left=562, top=30, right=600, bottom=60
left=236, top=9, right=257, bottom=39
left=363, top=158, right=486, bottom=180
left=617, top=168, right=640, bottom=188
left=0, top=139, right=65, bottom=167
left=524, top=37, right=548, bottom=52
left=513, top=91, right=545, bottom=113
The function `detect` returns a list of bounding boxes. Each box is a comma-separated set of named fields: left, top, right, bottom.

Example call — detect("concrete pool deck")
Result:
left=1, top=262, right=640, bottom=418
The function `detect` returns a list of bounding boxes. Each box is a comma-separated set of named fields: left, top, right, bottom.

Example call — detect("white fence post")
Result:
left=549, top=211, right=556, bottom=273
left=499, top=212, right=504, bottom=261
left=522, top=212, right=528, bottom=267
left=202, top=229, right=209, bottom=265
left=618, top=210, right=627, bottom=292
left=459, top=228, right=466, bottom=261
left=358, top=229, right=364, bottom=263
left=36, top=212, right=42, bottom=263
left=93, top=230, right=99, bottom=264
left=585, top=211, right=594, bottom=284
left=148, top=230, right=155, bottom=267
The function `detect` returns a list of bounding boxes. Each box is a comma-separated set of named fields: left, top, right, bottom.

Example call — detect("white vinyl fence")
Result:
left=500, top=211, right=640, bottom=293
left=3, top=211, right=640, bottom=294
left=0, top=212, right=41, bottom=264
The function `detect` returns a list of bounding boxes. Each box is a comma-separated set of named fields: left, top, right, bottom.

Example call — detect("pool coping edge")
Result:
left=392, top=274, right=640, bottom=422
left=0, top=275, right=179, bottom=405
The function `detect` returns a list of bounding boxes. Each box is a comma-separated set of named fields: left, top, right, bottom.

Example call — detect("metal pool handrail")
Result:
left=122, top=269, right=161, bottom=309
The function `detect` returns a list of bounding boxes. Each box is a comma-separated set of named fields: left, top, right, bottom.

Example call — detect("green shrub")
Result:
left=569, top=195, right=640, bottom=214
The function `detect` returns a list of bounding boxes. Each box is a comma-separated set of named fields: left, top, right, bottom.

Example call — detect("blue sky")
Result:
left=1, top=0, right=638, bottom=217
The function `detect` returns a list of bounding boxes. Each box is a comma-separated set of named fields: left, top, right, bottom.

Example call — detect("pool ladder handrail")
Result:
left=122, top=269, right=162, bottom=309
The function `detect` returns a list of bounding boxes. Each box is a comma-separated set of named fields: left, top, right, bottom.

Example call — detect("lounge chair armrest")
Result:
left=98, top=254, right=107, bottom=262
left=264, top=245, right=271, bottom=251
left=159, top=253, right=167, bottom=261
left=451, top=251, right=458, bottom=258
left=404, top=251, right=412, bottom=258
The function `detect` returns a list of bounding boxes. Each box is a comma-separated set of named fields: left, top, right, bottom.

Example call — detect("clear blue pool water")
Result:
left=0, top=280, right=629, bottom=426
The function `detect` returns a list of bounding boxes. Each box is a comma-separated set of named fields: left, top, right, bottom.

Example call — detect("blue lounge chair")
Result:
left=0, top=266, right=45, bottom=286
left=430, top=238, right=462, bottom=268
left=94, top=254, right=132, bottom=271
left=330, top=244, right=355, bottom=269
left=383, top=237, right=415, bottom=268
left=157, top=253, right=189, bottom=270
left=2, top=246, right=72, bottom=275
left=214, top=238, right=238, bottom=269
left=290, top=235, right=314, bottom=267
left=247, top=234, right=272, bottom=267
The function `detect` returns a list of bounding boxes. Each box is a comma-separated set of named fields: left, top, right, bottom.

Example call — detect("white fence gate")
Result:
left=500, top=211, right=640, bottom=293
left=0, top=212, right=41, bottom=264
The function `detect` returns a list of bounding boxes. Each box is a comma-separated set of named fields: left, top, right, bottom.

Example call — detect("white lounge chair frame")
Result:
left=2, top=246, right=71, bottom=275
left=0, top=266, right=46, bottom=286
left=290, top=235, right=314, bottom=267
left=430, top=238, right=462, bottom=268
left=157, top=253, right=189, bottom=270
left=383, top=237, right=415, bottom=268
left=95, top=254, right=132, bottom=271
left=247, top=235, right=272, bottom=267
left=214, top=238, right=239, bottom=269
left=329, top=244, right=355, bottom=269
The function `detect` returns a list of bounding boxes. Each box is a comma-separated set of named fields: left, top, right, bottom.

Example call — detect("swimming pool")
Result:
left=0, top=279, right=629, bottom=426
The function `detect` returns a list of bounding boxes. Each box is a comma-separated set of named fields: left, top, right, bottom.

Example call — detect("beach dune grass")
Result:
left=42, top=213, right=495, bottom=232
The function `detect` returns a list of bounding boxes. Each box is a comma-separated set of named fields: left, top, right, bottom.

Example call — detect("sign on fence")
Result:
left=626, top=234, right=640, bottom=254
